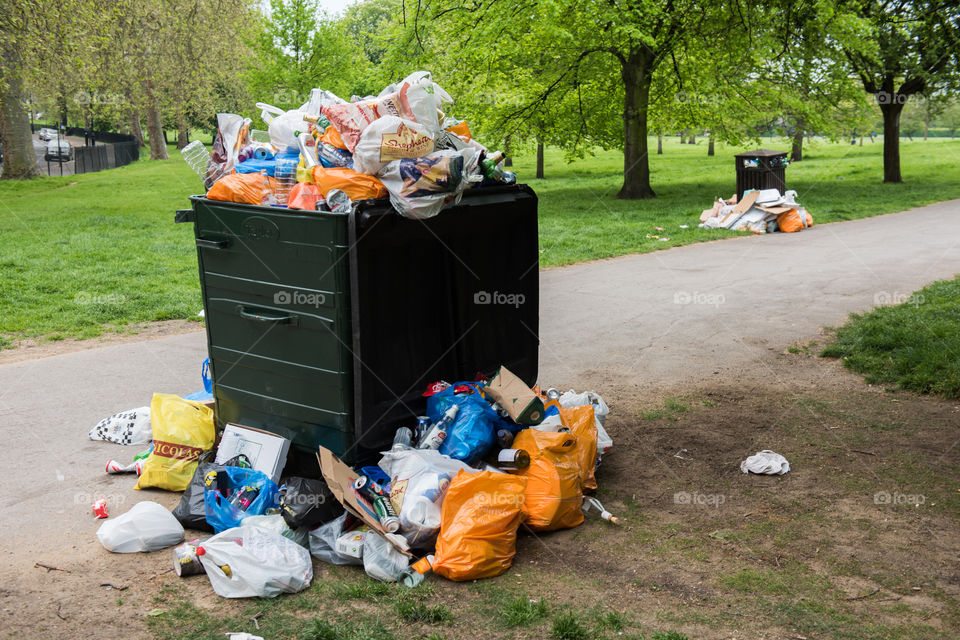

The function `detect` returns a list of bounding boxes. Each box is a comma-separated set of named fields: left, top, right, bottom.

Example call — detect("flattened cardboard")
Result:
left=485, top=365, right=545, bottom=425
left=316, top=446, right=409, bottom=554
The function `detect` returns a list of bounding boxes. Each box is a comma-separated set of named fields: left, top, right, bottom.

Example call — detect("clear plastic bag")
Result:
left=198, top=524, right=313, bottom=598
left=308, top=513, right=363, bottom=565
left=378, top=147, right=478, bottom=219
left=378, top=448, right=476, bottom=549
left=362, top=531, right=409, bottom=582
left=97, top=501, right=185, bottom=553
left=242, top=514, right=309, bottom=548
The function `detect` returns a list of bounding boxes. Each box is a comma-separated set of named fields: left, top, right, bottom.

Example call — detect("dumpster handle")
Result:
left=196, top=237, right=230, bottom=249
left=237, top=306, right=299, bottom=326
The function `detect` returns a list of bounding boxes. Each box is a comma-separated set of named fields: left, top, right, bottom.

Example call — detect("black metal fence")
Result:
left=35, top=125, right=141, bottom=176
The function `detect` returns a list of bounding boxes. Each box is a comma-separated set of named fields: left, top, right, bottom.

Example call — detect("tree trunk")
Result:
left=707, top=134, right=715, bottom=156
left=617, top=51, right=655, bottom=199
left=176, top=110, right=190, bottom=150
left=880, top=101, right=904, bottom=183
left=535, top=138, right=544, bottom=179
left=0, top=45, right=42, bottom=179
left=657, top=134, right=662, bottom=154
left=688, top=134, right=695, bottom=144
left=859, top=136, right=863, bottom=147
left=923, top=118, right=928, bottom=141
left=790, top=128, right=803, bottom=162
left=128, top=109, right=145, bottom=146
left=503, top=135, right=512, bottom=167
left=143, top=77, right=169, bottom=160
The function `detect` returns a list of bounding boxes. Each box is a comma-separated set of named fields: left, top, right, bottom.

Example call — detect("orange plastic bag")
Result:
left=777, top=208, right=813, bottom=232
left=445, top=120, right=473, bottom=140
left=320, top=126, right=348, bottom=150
left=311, top=166, right=387, bottom=200
left=206, top=172, right=273, bottom=205
left=433, top=470, right=528, bottom=581
left=287, top=182, right=322, bottom=210
left=513, top=429, right=584, bottom=531
left=558, top=405, right=599, bottom=491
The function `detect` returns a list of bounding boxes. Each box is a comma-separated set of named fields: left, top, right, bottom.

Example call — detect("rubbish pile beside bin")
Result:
left=88, top=365, right=616, bottom=598
left=698, top=188, right=813, bottom=234
left=180, top=70, right=515, bottom=220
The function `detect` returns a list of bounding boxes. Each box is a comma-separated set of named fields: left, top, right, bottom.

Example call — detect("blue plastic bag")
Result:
left=426, top=382, right=515, bottom=464
left=203, top=466, right=280, bottom=533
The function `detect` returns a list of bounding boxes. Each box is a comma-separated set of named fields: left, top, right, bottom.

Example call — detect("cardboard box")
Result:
left=316, top=446, right=410, bottom=554
left=484, top=365, right=545, bottom=425
left=215, top=423, right=290, bottom=484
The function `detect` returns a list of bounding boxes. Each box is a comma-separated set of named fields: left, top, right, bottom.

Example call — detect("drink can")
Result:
left=354, top=475, right=387, bottom=500
left=92, top=498, right=108, bottom=519
left=373, top=495, right=397, bottom=519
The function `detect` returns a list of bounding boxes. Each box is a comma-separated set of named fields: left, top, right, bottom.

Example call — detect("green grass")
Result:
left=498, top=596, right=549, bottom=627
left=2, top=137, right=959, bottom=343
left=821, top=275, right=960, bottom=397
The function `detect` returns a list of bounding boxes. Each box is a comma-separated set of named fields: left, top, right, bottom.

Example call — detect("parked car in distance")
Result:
left=44, top=138, right=72, bottom=162
left=38, top=128, right=58, bottom=141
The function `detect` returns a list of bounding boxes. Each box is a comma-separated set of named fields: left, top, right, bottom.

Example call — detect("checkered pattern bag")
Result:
left=89, top=407, right=152, bottom=445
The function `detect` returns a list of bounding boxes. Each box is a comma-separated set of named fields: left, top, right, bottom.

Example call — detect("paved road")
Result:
left=1, top=199, right=959, bottom=631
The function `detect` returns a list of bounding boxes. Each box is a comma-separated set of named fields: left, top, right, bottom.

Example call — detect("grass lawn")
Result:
left=822, top=275, right=960, bottom=398
left=1, top=136, right=959, bottom=343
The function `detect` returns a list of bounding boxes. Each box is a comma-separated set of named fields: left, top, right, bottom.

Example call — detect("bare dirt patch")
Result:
left=0, top=320, right=204, bottom=365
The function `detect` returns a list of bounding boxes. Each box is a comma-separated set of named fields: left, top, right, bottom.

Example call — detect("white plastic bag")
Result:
left=242, top=514, right=309, bottom=548
left=301, top=88, right=347, bottom=116
left=198, top=524, right=313, bottom=598
left=362, top=531, right=409, bottom=582
left=559, top=390, right=613, bottom=453
left=309, top=513, right=363, bottom=565
left=378, top=449, right=475, bottom=548
left=96, top=501, right=184, bottom=553
left=378, top=147, right=478, bottom=220
left=89, top=406, right=151, bottom=445
left=353, top=116, right=436, bottom=175
left=256, top=102, right=307, bottom=152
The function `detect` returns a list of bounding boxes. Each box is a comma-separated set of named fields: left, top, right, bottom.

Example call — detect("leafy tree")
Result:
left=398, top=0, right=753, bottom=199
left=839, top=0, right=960, bottom=182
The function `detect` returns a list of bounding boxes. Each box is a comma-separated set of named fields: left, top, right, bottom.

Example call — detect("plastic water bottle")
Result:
left=259, top=170, right=277, bottom=206
left=417, top=405, right=459, bottom=450
left=274, top=153, right=298, bottom=206
left=180, top=140, right=223, bottom=186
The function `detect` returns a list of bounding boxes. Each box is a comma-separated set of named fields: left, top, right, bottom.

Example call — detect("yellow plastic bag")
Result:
left=433, top=470, right=527, bottom=581
left=558, top=405, right=599, bottom=491
left=135, top=394, right=216, bottom=492
left=311, top=166, right=388, bottom=200
left=513, top=429, right=584, bottom=531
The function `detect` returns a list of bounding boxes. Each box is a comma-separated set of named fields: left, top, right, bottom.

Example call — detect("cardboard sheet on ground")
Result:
left=316, top=446, right=411, bottom=555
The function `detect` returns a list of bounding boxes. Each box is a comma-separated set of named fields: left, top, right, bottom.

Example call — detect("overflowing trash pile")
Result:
left=89, top=364, right=616, bottom=598
left=179, top=71, right=515, bottom=220
left=699, top=188, right=813, bottom=234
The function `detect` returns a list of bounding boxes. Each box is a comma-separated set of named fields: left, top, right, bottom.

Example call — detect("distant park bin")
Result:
left=734, top=149, right=788, bottom=199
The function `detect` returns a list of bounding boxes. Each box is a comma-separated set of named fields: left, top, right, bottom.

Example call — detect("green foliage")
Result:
left=499, top=597, right=549, bottom=627
left=551, top=611, right=589, bottom=640
left=821, top=275, right=960, bottom=398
